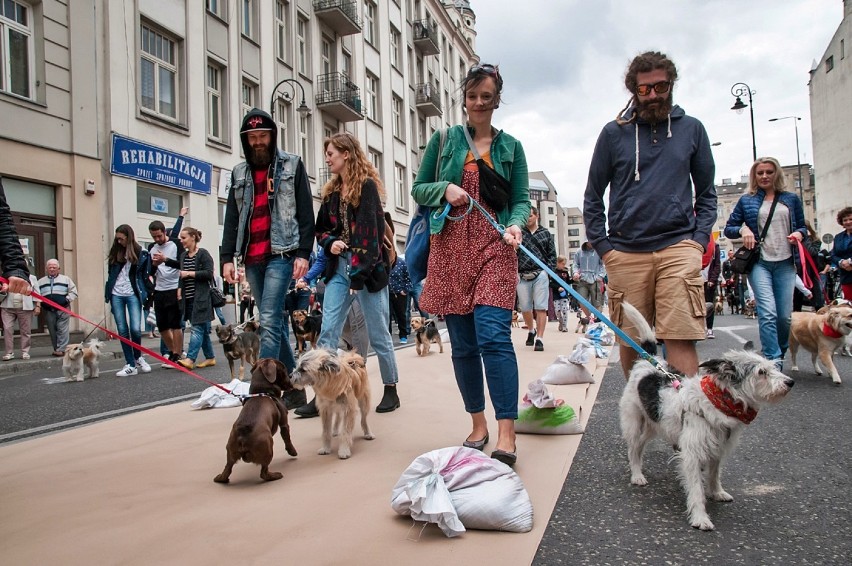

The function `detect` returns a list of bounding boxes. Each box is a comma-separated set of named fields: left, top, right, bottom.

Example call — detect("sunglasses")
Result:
left=635, top=81, right=672, bottom=96
left=470, top=64, right=500, bottom=78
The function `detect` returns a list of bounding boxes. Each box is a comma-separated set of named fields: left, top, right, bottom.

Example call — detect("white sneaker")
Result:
left=136, top=356, right=152, bottom=373
left=706, top=329, right=715, bottom=339
left=116, top=364, right=138, bottom=376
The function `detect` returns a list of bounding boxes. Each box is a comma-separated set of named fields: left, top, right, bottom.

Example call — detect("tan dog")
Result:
left=714, top=297, right=725, bottom=316
left=576, top=314, right=590, bottom=334
left=789, top=304, right=852, bottom=385
left=290, top=348, right=374, bottom=459
left=214, top=358, right=298, bottom=483
left=63, top=338, right=103, bottom=382
left=743, top=299, right=757, bottom=319
left=511, top=311, right=521, bottom=328
left=411, top=316, right=443, bottom=356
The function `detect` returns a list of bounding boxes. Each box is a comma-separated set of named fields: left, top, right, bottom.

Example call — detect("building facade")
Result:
left=809, top=0, right=851, bottom=242
left=0, top=0, right=478, bottom=329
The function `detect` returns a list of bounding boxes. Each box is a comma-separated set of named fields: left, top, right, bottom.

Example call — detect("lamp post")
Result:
left=768, top=116, right=804, bottom=203
left=269, top=78, right=311, bottom=120
left=730, top=82, right=756, bottom=161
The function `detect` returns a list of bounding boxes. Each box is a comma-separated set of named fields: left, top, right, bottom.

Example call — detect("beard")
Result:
left=636, top=96, right=673, bottom=124
left=248, top=143, right=273, bottom=168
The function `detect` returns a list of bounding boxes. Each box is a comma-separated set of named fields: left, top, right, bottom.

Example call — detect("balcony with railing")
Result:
left=414, top=83, right=441, bottom=117
left=412, top=19, right=440, bottom=55
left=315, top=73, right=365, bottom=122
left=313, top=0, right=361, bottom=36
left=316, top=167, right=332, bottom=195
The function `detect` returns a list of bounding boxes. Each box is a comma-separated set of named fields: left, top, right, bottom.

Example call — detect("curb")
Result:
left=0, top=352, right=123, bottom=377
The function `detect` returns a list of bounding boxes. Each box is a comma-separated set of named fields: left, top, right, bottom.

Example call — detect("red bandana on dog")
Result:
left=822, top=322, right=843, bottom=339
left=700, top=376, right=758, bottom=424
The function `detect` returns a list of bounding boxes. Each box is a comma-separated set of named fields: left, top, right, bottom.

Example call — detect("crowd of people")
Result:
left=2, top=52, right=851, bottom=471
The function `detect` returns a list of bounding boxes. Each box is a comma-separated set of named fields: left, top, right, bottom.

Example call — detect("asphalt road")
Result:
left=534, top=313, right=851, bottom=565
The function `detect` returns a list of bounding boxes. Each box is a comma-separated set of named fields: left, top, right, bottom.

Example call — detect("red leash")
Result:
left=796, top=240, right=821, bottom=291
left=1, top=276, right=233, bottom=393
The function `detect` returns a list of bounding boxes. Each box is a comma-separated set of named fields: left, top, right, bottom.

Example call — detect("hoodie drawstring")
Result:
left=633, top=112, right=673, bottom=182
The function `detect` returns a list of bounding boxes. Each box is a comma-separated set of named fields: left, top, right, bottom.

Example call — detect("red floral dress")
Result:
left=420, top=154, right=518, bottom=315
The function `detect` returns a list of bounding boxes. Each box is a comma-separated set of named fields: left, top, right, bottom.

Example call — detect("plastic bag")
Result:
left=585, top=322, right=615, bottom=346
left=516, top=380, right=584, bottom=435
left=190, top=379, right=248, bottom=409
left=540, top=356, right=594, bottom=385
left=568, top=338, right=596, bottom=365
left=391, top=446, right=534, bottom=537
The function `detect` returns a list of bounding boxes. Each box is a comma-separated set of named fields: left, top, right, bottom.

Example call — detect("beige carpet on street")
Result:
left=1, top=319, right=612, bottom=566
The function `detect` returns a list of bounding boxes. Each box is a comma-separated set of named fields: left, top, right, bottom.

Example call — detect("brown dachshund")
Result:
left=214, top=358, right=298, bottom=483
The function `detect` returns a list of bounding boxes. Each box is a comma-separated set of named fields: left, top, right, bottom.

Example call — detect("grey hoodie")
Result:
left=583, top=104, right=716, bottom=257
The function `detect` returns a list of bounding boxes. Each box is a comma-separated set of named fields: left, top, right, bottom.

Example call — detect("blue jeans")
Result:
left=111, top=294, right=143, bottom=366
left=748, top=257, right=796, bottom=363
left=444, top=305, right=519, bottom=420
left=186, top=321, right=214, bottom=362
left=244, top=255, right=296, bottom=361
left=318, top=253, right=399, bottom=385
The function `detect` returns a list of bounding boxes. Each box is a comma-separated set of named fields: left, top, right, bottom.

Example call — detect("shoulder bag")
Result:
left=405, top=128, right=446, bottom=285
left=462, top=126, right=511, bottom=212
left=209, top=281, right=227, bottom=308
left=729, top=197, right=779, bottom=275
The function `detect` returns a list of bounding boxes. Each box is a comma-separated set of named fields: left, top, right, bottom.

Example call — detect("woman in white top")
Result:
left=724, top=157, right=806, bottom=369
left=1, top=273, right=40, bottom=360
left=104, top=224, right=152, bottom=376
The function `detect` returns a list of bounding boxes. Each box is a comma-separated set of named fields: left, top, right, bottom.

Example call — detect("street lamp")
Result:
left=768, top=116, right=804, bottom=203
left=730, top=82, right=757, bottom=161
left=269, top=78, right=311, bottom=120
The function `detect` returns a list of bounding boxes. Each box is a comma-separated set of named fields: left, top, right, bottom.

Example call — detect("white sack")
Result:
left=391, top=446, right=533, bottom=537
left=540, top=356, right=594, bottom=385
left=190, top=379, right=248, bottom=409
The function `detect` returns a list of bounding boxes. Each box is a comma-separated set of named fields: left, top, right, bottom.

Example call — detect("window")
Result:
left=141, top=23, right=179, bottom=120
left=241, top=79, right=257, bottom=116
left=390, top=26, right=401, bottom=69
left=568, top=229, right=579, bottom=237
left=321, top=35, right=334, bottom=76
left=275, top=1, right=290, bottom=62
left=549, top=221, right=555, bottom=229
left=548, top=206, right=554, bottom=214
left=841, top=39, right=845, bottom=60
left=276, top=100, right=288, bottom=151
left=368, top=148, right=381, bottom=172
left=206, top=0, right=224, bottom=18
left=297, top=15, right=309, bottom=75
left=342, top=51, right=352, bottom=77
left=364, top=1, right=376, bottom=46
left=241, top=0, right=254, bottom=38
left=391, top=95, right=403, bottom=138
left=826, top=55, right=834, bottom=72
left=206, top=63, right=223, bottom=141
left=569, top=240, right=580, bottom=248
left=299, top=113, right=311, bottom=170
left=418, top=116, right=426, bottom=148
left=366, top=72, right=379, bottom=122
left=394, top=164, right=408, bottom=211
left=0, top=0, right=32, bottom=98
left=137, top=185, right=183, bottom=218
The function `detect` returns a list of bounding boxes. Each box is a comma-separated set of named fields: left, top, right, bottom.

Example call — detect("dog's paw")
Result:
left=213, top=474, right=230, bottom=484
left=318, top=447, right=331, bottom=455
left=690, top=515, right=715, bottom=531
left=261, top=471, right=283, bottom=481
left=630, top=475, right=648, bottom=486
left=364, top=433, right=375, bottom=440
left=710, top=490, right=734, bottom=502
left=790, top=364, right=799, bottom=371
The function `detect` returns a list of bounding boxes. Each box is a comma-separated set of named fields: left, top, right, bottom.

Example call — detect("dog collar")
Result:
left=700, top=376, right=758, bottom=424
left=238, top=392, right=277, bottom=405
left=822, top=322, right=843, bottom=339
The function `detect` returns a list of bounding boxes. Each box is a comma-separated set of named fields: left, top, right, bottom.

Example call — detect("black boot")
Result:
left=283, top=388, right=307, bottom=410
left=376, top=385, right=400, bottom=413
left=295, top=396, right=319, bottom=418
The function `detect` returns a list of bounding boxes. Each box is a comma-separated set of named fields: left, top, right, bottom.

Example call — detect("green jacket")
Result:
left=412, top=125, right=530, bottom=234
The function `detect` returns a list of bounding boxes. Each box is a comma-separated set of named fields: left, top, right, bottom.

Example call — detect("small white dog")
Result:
left=63, top=338, right=104, bottom=382
left=618, top=302, right=794, bottom=531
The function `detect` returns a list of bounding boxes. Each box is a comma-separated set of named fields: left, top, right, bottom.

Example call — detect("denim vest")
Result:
left=229, top=150, right=301, bottom=262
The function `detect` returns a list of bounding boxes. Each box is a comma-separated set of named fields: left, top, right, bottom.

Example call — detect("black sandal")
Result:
left=462, top=433, right=489, bottom=451
left=491, top=448, right=517, bottom=467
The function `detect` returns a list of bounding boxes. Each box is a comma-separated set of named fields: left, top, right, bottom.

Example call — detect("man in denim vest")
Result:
left=222, top=108, right=314, bottom=407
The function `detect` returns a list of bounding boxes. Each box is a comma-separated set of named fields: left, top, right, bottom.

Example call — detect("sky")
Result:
left=470, top=0, right=843, bottom=210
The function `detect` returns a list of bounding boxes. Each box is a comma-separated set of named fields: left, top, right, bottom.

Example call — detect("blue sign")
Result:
left=110, top=133, right=212, bottom=194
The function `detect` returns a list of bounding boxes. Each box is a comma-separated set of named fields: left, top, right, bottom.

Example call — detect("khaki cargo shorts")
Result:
left=604, top=240, right=706, bottom=343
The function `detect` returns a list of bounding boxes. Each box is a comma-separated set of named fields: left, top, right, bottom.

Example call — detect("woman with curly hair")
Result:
left=832, top=206, right=852, bottom=300
left=312, top=132, right=400, bottom=413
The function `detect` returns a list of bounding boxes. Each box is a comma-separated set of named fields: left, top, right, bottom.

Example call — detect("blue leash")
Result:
left=434, top=198, right=670, bottom=373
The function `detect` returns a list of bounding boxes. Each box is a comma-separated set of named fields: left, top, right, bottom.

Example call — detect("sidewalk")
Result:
left=0, top=317, right=611, bottom=566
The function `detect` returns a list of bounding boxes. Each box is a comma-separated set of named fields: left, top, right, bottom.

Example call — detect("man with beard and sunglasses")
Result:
left=222, top=108, right=314, bottom=408
left=583, top=51, right=716, bottom=378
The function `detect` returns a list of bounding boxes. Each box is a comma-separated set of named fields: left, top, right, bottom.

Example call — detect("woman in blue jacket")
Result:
left=724, top=157, right=806, bottom=369
left=105, top=224, right=151, bottom=376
